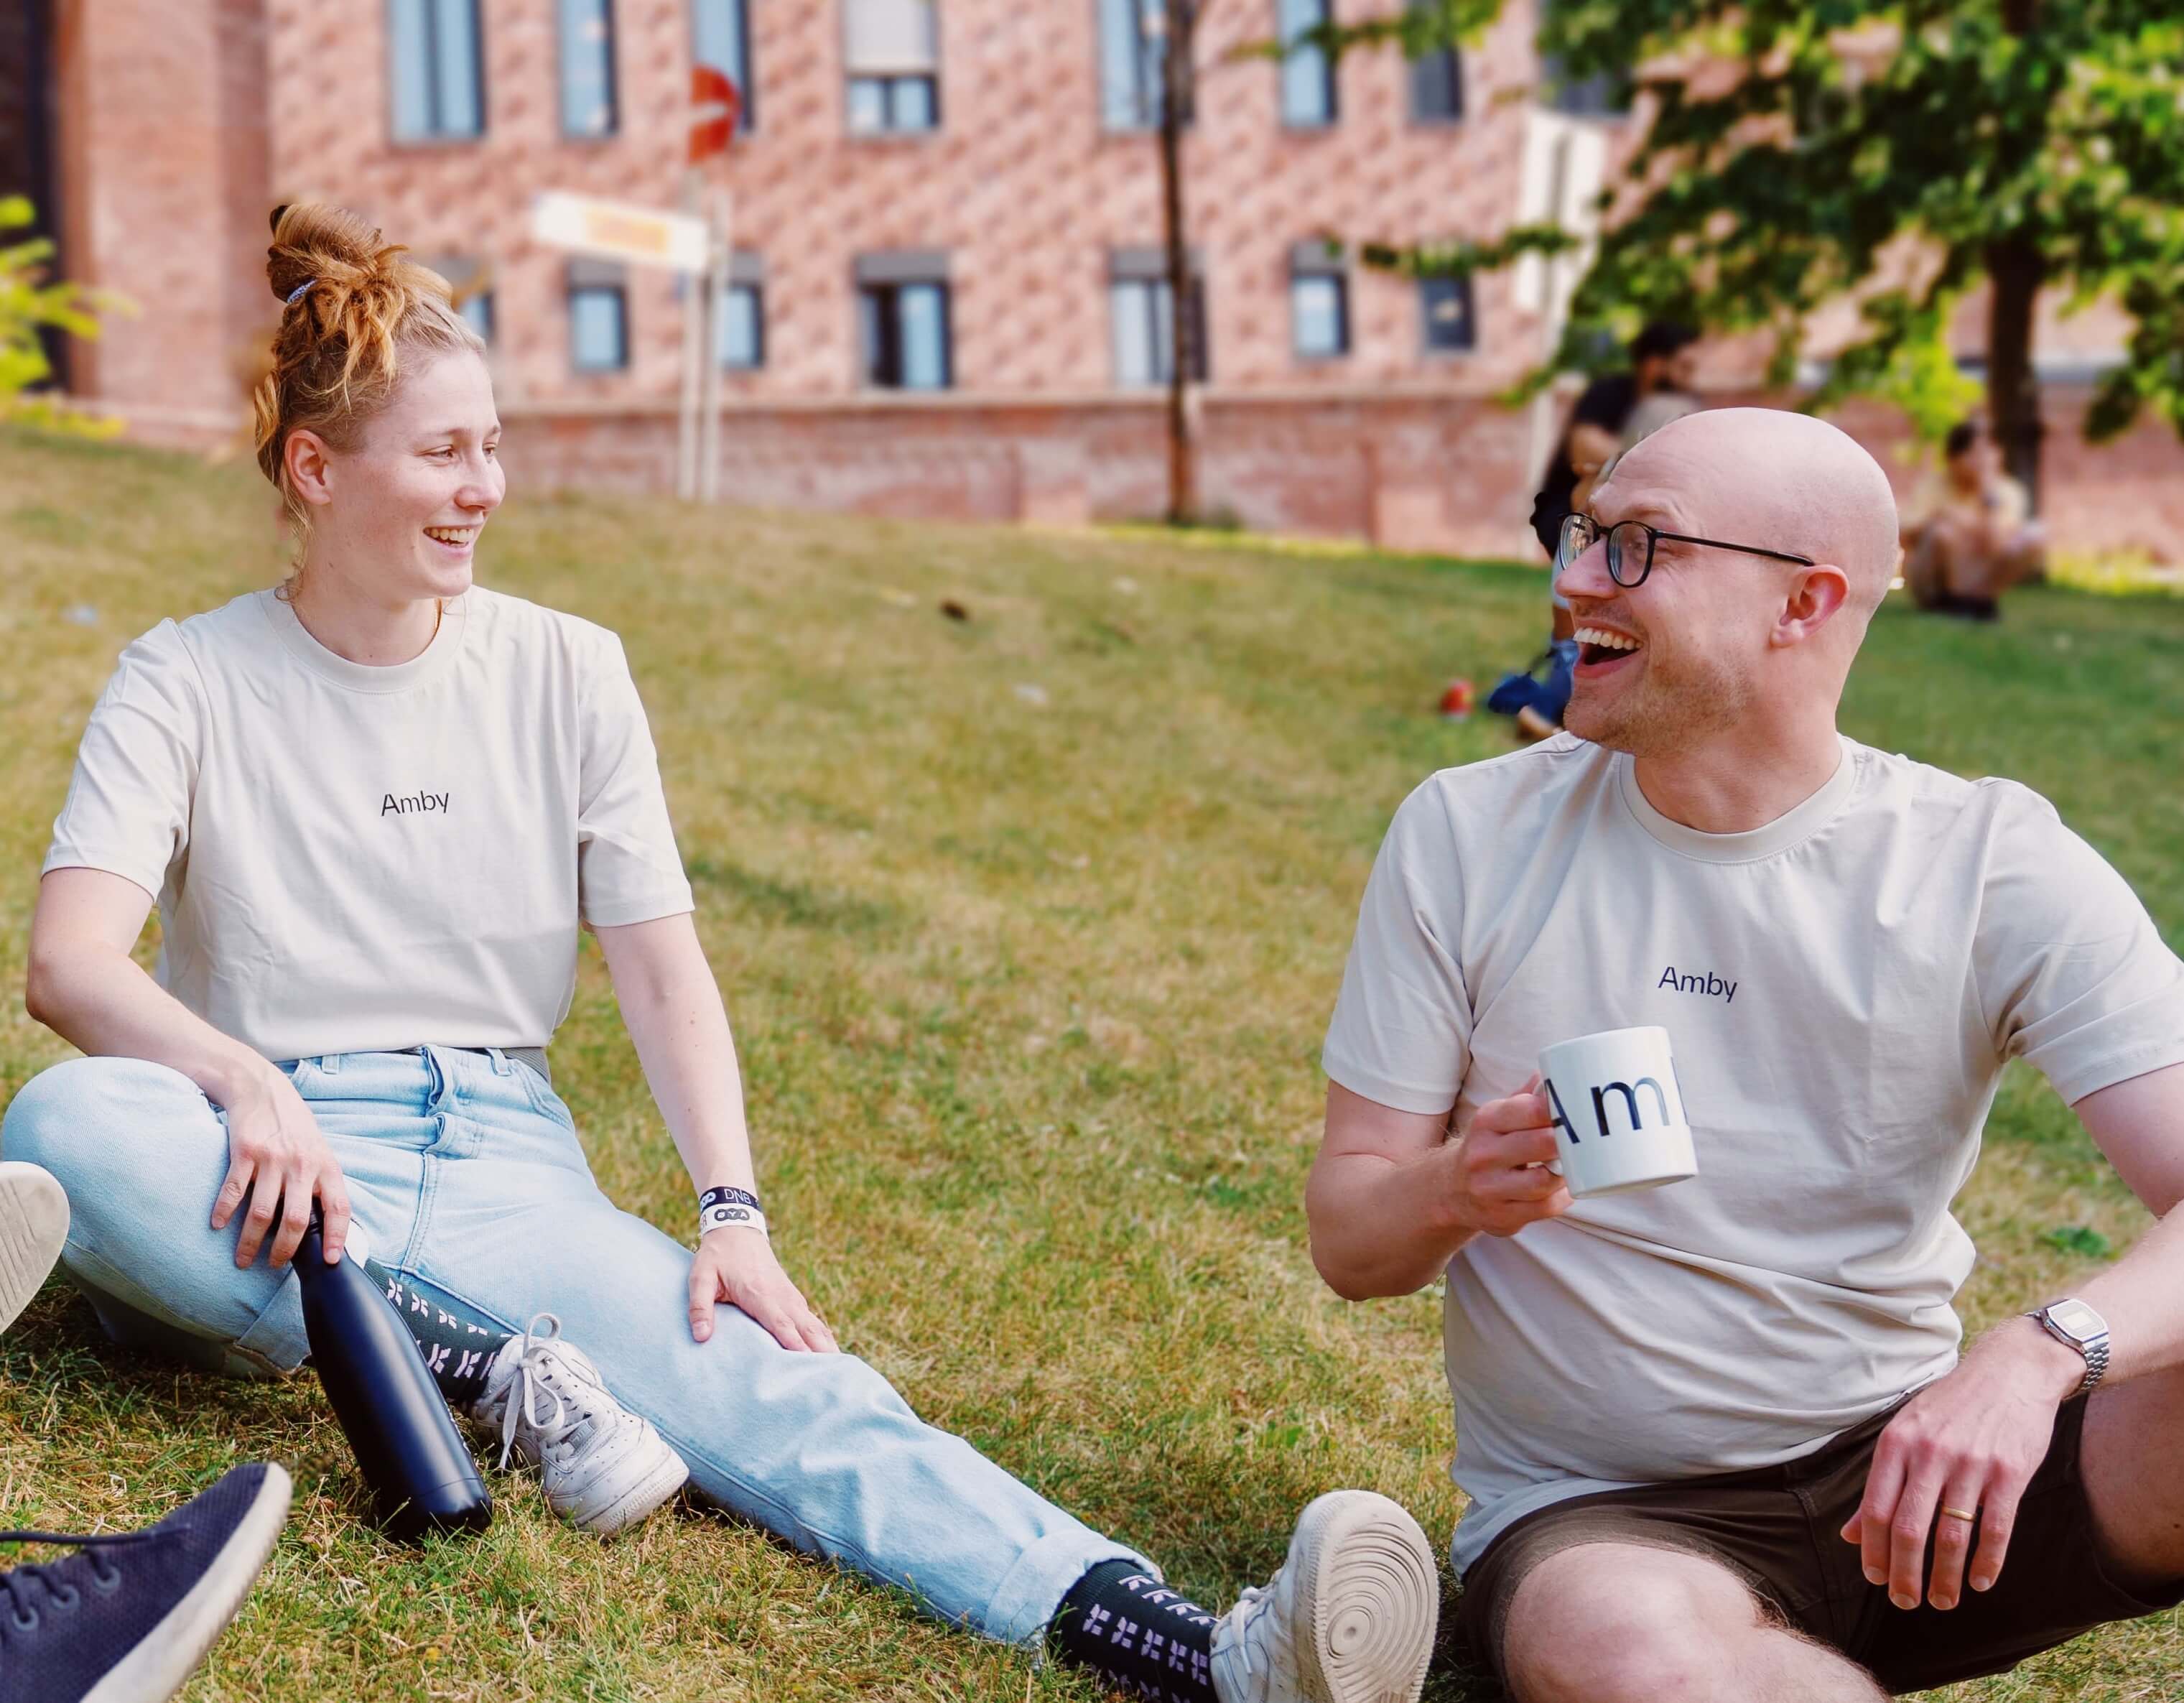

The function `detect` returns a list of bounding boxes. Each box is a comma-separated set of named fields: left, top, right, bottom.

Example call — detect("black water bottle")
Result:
left=294, top=1209, right=493, bottom=1542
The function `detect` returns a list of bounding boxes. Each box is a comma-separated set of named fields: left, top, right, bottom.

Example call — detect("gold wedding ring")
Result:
left=1940, top=1505, right=1978, bottom=1522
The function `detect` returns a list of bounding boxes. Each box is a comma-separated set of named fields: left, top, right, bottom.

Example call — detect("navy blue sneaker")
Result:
left=0, top=1462, right=291, bottom=1703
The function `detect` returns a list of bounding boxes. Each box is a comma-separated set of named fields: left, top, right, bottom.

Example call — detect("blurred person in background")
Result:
left=1900, top=418, right=2047, bottom=622
left=1490, top=322, right=1702, bottom=743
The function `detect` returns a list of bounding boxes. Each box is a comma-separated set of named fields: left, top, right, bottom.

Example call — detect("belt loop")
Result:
left=318, top=1053, right=343, bottom=1075
left=486, top=1047, right=513, bottom=1075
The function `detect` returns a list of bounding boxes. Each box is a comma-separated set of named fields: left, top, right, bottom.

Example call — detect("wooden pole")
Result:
left=1158, top=0, right=1197, bottom=525
left=699, top=187, right=731, bottom=504
left=676, top=169, right=704, bottom=502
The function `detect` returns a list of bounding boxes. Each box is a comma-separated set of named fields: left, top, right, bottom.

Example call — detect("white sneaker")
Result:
left=1211, top=1490, right=1439, bottom=1703
left=0, top=1161, right=69, bottom=1336
left=469, top=1312, right=689, bottom=1536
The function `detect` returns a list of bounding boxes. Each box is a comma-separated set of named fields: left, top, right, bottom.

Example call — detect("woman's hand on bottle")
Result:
left=689, top=1228, right=837, bottom=1353
left=210, top=1062, right=351, bottom=1270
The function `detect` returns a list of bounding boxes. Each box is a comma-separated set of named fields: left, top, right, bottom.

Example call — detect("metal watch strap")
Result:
left=2030, top=1305, right=2109, bottom=1396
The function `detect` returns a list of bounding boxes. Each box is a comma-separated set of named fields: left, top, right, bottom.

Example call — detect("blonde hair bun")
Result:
left=251, top=200, right=483, bottom=553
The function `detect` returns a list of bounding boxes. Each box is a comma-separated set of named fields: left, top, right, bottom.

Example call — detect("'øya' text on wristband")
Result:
left=699, top=1185, right=768, bottom=1238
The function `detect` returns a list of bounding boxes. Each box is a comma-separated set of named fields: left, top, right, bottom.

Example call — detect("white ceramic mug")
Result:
left=1537, top=1026, right=1697, bottom=1198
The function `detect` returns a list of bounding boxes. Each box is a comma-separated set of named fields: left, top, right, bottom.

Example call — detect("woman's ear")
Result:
left=283, top=427, right=335, bottom=509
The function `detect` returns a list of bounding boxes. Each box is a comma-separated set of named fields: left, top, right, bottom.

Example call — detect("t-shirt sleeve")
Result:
left=1973, top=784, right=2184, bottom=1105
left=41, top=623, right=200, bottom=902
left=1321, top=781, right=1473, bottom=1115
left=576, top=633, right=696, bottom=928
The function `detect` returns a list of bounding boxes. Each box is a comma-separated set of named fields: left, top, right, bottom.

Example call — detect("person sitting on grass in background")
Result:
left=0, top=1161, right=292, bottom=1703
left=1, top=201, right=1440, bottom=1703
left=1490, top=320, right=1701, bottom=743
left=1312, top=406, right=2184, bottom=1701
left=1900, top=417, right=2047, bottom=622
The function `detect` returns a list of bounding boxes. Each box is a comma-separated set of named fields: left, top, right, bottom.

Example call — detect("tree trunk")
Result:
left=1984, top=236, right=2044, bottom=509
left=1158, top=0, right=1197, bottom=525
left=1989, top=0, right=2044, bottom=508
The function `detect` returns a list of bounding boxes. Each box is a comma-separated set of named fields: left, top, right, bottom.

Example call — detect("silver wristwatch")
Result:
left=2027, top=1297, right=2110, bottom=1396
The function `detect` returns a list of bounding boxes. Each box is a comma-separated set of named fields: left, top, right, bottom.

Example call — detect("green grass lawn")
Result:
left=2, top=427, right=2180, bottom=1701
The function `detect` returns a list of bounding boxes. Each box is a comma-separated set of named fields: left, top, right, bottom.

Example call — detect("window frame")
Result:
left=1097, top=0, right=1161, bottom=132
left=846, top=72, right=941, bottom=134
left=1405, top=0, right=1464, bottom=129
left=557, top=0, right=621, bottom=139
left=855, top=254, right=954, bottom=391
left=460, top=289, right=496, bottom=345
left=842, top=0, right=942, bottom=136
left=689, top=0, right=756, bottom=131
left=1418, top=273, right=1476, bottom=356
left=1275, top=0, right=1337, bottom=130
left=1288, top=243, right=1351, bottom=361
left=567, top=279, right=631, bottom=373
left=718, top=278, right=765, bottom=371
left=388, top=0, right=488, bottom=143
left=1107, top=249, right=1209, bottom=388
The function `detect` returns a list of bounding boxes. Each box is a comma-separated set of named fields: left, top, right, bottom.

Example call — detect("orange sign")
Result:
left=689, top=66, right=743, bottom=164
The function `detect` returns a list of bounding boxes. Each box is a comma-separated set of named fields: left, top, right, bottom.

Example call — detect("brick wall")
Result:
left=264, top=0, right=1546, bottom=409
left=40, top=0, right=2184, bottom=559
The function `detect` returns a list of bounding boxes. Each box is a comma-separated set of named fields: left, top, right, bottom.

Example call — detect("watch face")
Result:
left=2048, top=1299, right=2104, bottom=1342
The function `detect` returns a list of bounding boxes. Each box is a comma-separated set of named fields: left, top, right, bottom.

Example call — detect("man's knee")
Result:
left=1502, top=1544, right=1767, bottom=1703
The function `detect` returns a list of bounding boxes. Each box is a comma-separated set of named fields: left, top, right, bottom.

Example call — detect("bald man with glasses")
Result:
left=1308, top=409, right=2184, bottom=1699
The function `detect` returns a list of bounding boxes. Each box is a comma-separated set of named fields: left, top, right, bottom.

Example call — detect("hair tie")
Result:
left=286, top=278, right=316, bottom=306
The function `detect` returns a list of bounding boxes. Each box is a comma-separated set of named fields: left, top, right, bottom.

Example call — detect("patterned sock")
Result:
left=363, top=1259, right=511, bottom=1406
left=1049, top=1559, right=1219, bottom=1703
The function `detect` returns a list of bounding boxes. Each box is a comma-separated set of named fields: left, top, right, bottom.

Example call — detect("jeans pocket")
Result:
left=516, top=1061, right=576, bottom=1130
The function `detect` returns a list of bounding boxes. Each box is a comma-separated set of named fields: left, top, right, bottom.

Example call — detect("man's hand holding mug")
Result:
left=1449, top=1074, right=1574, bottom=1238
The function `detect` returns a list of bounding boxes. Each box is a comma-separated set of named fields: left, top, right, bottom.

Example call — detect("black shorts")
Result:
left=1455, top=1396, right=2184, bottom=1694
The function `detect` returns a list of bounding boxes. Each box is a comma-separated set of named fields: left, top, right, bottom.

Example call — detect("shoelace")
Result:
left=493, top=1312, right=601, bottom=1472
left=1226, top=1582, right=1278, bottom=1678
left=0, top=1529, right=147, bottom=1631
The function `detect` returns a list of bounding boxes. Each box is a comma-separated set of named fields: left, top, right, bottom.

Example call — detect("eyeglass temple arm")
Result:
left=1651, top=529, right=1815, bottom=566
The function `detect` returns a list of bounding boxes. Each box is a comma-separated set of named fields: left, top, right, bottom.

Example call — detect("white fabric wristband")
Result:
left=699, top=1185, right=768, bottom=1238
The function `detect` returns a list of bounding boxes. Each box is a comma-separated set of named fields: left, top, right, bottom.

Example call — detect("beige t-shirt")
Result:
left=42, top=585, right=695, bottom=1062
left=1323, top=733, right=2184, bottom=1572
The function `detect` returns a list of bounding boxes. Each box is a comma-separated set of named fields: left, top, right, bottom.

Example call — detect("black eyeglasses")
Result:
left=1556, top=512, right=1815, bottom=590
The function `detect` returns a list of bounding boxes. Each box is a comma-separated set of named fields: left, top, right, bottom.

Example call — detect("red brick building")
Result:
left=8, top=0, right=2181, bottom=559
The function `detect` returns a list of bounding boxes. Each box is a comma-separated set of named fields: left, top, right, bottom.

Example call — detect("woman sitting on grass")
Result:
left=2, top=202, right=1439, bottom=1703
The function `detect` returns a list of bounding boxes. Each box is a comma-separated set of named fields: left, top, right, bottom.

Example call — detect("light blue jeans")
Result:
left=0, top=1045, right=1148, bottom=1643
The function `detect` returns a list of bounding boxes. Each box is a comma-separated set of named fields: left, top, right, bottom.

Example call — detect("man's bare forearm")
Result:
left=1306, top=1144, right=1475, bottom=1301
left=26, top=945, right=271, bottom=1108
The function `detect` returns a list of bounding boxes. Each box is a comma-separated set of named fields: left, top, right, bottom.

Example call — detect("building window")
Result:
left=855, top=252, right=952, bottom=389
left=717, top=254, right=766, bottom=369
left=1276, top=0, right=1335, bottom=128
left=692, top=0, right=755, bottom=129
left=460, top=289, right=496, bottom=345
left=389, top=0, right=485, bottom=141
left=719, top=284, right=763, bottom=368
left=1098, top=0, right=1161, bottom=130
left=568, top=262, right=629, bottom=372
left=1541, top=0, right=1622, bottom=115
left=845, top=0, right=940, bottom=134
left=1290, top=243, right=1349, bottom=358
left=1419, top=274, right=1474, bottom=353
left=1408, top=0, right=1462, bottom=124
left=557, top=0, right=618, bottom=136
left=1109, top=249, right=1208, bottom=386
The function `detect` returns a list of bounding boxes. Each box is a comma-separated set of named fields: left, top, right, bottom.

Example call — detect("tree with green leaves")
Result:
left=1324, top=0, right=2184, bottom=505
left=0, top=196, right=122, bottom=437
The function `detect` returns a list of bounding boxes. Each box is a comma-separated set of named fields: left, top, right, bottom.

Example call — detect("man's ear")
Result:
left=283, top=427, right=335, bottom=510
left=1772, top=563, right=1851, bottom=647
